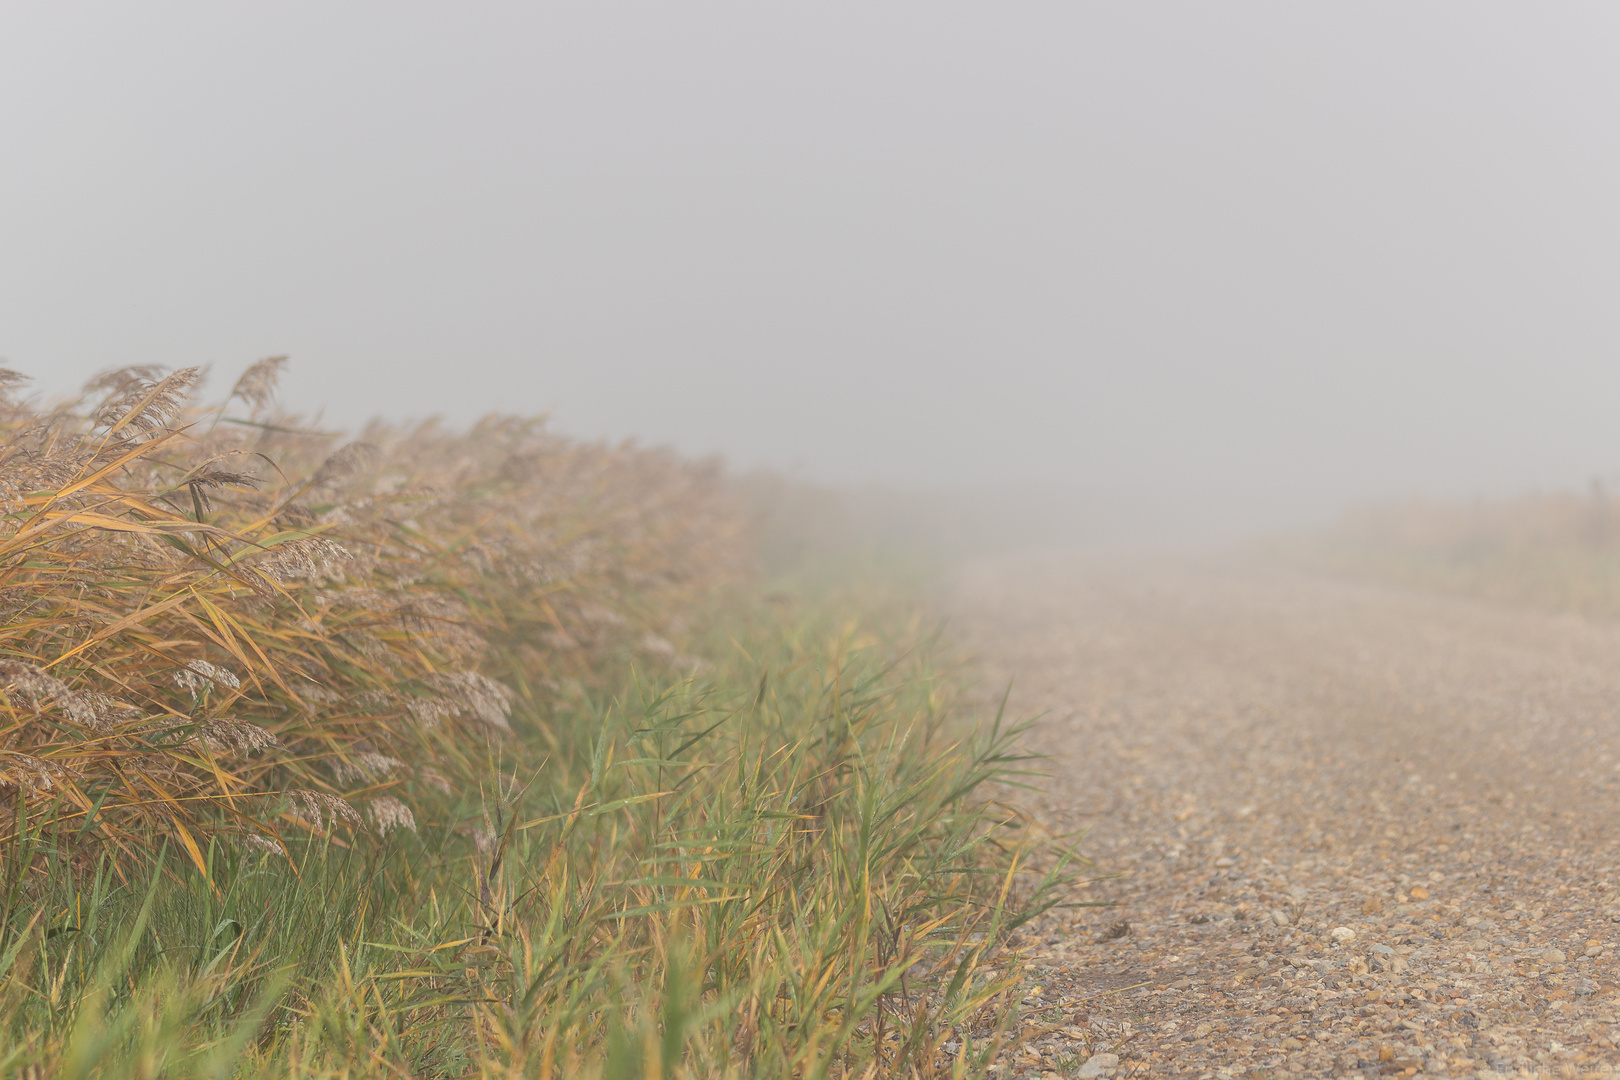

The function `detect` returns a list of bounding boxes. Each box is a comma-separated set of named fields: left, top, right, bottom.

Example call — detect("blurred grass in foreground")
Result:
left=1272, top=485, right=1620, bottom=617
left=0, top=362, right=1074, bottom=1077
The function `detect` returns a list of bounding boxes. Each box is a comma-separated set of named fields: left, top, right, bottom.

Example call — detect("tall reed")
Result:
left=0, top=362, right=1071, bottom=1076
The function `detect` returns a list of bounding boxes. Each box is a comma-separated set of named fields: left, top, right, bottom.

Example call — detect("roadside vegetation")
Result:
left=0, top=362, right=1070, bottom=1077
left=1273, top=485, right=1620, bottom=617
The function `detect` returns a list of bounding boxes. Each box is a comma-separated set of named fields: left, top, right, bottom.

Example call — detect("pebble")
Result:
left=1541, top=947, right=1567, bottom=964
left=1074, top=1052, right=1118, bottom=1078
left=1328, top=926, right=1355, bottom=943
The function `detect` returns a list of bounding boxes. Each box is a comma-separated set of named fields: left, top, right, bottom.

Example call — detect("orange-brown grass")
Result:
left=0, top=359, right=745, bottom=866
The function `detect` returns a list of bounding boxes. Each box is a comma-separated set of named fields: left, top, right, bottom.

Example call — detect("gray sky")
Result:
left=4, top=4, right=1619, bottom=523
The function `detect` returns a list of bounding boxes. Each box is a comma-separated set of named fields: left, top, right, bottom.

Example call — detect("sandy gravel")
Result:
left=952, top=553, right=1620, bottom=1079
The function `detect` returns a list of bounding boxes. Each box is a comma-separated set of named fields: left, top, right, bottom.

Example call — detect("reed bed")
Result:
left=0, top=363, right=1070, bottom=1077
left=0, top=359, right=741, bottom=858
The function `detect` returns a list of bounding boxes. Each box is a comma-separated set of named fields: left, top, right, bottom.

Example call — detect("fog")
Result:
left=5, top=4, right=1619, bottom=540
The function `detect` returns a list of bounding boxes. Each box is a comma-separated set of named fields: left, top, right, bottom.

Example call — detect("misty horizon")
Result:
left=7, top=4, right=1620, bottom=535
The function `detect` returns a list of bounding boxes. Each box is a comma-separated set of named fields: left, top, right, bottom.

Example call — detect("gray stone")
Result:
left=1076, top=1050, right=1121, bottom=1079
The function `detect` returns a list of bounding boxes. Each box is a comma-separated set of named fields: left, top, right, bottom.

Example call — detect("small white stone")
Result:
left=1330, top=926, right=1356, bottom=944
left=1077, top=1052, right=1121, bottom=1078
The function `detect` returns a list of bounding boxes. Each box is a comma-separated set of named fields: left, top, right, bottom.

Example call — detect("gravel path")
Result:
left=953, top=553, right=1620, bottom=1079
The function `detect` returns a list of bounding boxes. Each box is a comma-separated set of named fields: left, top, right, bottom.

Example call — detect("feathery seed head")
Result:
left=0, top=753, right=60, bottom=793
left=228, top=356, right=288, bottom=412
left=0, top=369, right=30, bottom=408
left=414, top=766, right=454, bottom=795
left=287, top=790, right=363, bottom=832
left=413, top=671, right=513, bottom=731
left=256, top=536, right=353, bottom=582
left=367, top=796, right=416, bottom=835
left=183, top=467, right=261, bottom=511
left=330, top=752, right=406, bottom=783
left=193, top=719, right=279, bottom=756
left=81, top=364, right=166, bottom=396
left=94, top=366, right=200, bottom=436
left=310, top=442, right=381, bottom=489
left=457, top=823, right=496, bottom=854
left=0, top=659, right=97, bottom=729
left=174, top=660, right=241, bottom=700
left=236, top=832, right=285, bottom=856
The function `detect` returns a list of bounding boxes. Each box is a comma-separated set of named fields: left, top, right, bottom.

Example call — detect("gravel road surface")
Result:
left=953, top=554, right=1620, bottom=1079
